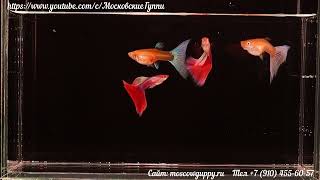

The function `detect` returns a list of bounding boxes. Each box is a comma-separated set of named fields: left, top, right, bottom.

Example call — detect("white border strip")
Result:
left=10, top=11, right=317, bottom=17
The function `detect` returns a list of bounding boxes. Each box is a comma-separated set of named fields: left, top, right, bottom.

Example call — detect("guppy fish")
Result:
left=123, top=74, right=169, bottom=116
left=128, top=39, right=191, bottom=79
left=240, top=38, right=290, bottom=83
left=186, top=37, right=213, bottom=86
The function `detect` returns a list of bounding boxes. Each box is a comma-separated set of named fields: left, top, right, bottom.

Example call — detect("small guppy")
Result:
left=240, top=38, right=290, bottom=83
left=186, top=37, right=213, bottom=87
left=128, top=39, right=190, bottom=79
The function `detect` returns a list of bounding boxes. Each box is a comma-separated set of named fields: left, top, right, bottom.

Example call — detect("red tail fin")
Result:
left=123, top=75, right=169, bottom=116
left=186, top=53, right=212, bottom=87
left=123, top=80, right=147, bottom=116
left=186, top=37, right=212, bottom=87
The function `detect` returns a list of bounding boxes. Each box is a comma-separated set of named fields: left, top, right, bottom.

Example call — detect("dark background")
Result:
left=8, top=14, right=305, bottom=164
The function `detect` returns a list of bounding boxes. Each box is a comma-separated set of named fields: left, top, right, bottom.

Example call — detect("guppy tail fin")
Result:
left=270, top=45, right=290, bottom=83
left=123, top=75, right=169, bottom=116
left=170, top=39, right=191, bottom=79
left=123, top=80, right=147, bottom=116
left=186, top=52, right=212, bottom=87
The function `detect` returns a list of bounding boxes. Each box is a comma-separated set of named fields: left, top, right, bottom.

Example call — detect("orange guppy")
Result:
left=240, top=38, right=290, bottom=83
left=128, top=49, right=173, bottom=65
left=128, top=39, right=190, bottom=79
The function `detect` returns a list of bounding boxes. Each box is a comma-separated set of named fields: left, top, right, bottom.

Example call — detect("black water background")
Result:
left=7, top=15, right=304, bottom=164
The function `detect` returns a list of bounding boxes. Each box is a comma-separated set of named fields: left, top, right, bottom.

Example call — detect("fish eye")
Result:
left=247, top=42, right=251, bottom=45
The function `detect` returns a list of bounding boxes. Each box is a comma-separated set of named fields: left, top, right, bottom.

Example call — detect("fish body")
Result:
left=240, top=38, right=290, bottom=83
left=128, top=39, right=191, bottom=78
left=128, top=49, right=173, bottom=65
left=123, top=75, right=169, bottom=116
left=186, top=37, right=213, bottom=86
left=241, top=38, right=276, bottom=57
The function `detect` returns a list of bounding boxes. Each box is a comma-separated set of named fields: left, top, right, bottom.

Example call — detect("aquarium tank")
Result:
left=1, top=0, right=320, bottom=179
